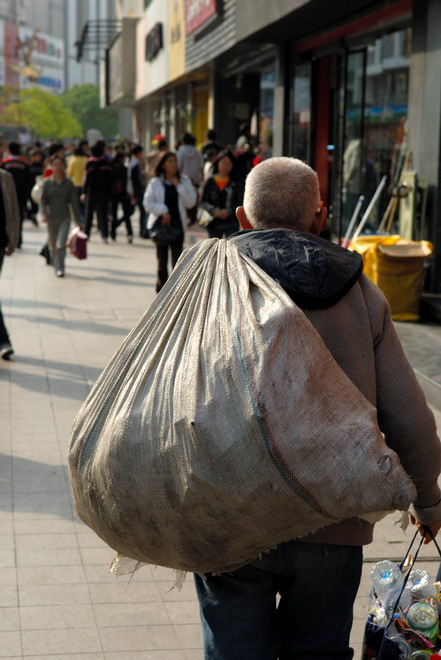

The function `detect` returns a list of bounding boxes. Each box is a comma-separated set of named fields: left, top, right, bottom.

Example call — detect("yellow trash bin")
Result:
left=349, top=235, right=432, bottom=321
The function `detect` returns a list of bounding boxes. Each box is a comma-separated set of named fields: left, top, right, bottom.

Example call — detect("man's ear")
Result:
left=236, top=206, right=253, bottom=230
left=310, top=206, right=328, bottom=236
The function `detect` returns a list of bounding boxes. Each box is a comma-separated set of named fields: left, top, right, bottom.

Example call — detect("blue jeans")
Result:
left=194, top=540, right=363, bottom=660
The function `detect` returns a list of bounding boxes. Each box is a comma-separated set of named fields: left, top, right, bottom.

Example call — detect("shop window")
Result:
left=291, top=61, right=312, bottom=163
left=258, top=69, right=275, bottom=158
left=342, top=50, right=365, bottom=233
left=342, top=27, right=411, bottom=236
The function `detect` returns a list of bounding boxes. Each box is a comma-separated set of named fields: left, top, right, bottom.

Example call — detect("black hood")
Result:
left=229, top=229, right=363, bottom=309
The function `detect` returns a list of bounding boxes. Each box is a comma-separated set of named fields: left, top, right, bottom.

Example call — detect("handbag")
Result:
left=149, top=216, right=183, bottom=245
left=197, top=206, right=214, bottom=228
left=31, top=176, right=45, bottom=204
left=362, top=529, right=441, bottom=659
left=67, top=227, right=88, bottom=260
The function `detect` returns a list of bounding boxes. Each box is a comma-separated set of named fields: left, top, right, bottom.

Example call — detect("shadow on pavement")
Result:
left=12, top=356, right=102, bottom=383
left=70, top=274, right=154, bottom=287
left=0, top=454, right=75, bottom=520
left=4, top=313, right=130, bottom=336
left=72, top=265, right=154, bottom=279
left=0, top=366, right=91, bottom=401
left=4, top=299, right=73, bottom=310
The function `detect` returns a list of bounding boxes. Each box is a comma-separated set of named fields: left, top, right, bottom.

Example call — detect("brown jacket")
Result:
left=304, top=275, right=441, bottom=545
left=231, top=229, right=441, bottom=546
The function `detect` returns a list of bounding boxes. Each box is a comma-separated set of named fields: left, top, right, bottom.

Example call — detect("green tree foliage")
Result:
left=60, top=84, right=118, bottom=138
left=0, top=86, right=82, bottom=139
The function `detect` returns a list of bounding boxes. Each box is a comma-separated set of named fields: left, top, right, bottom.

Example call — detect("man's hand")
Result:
left=162, top=213, right=171, bottom=226
left=42, top=216, right=49, bottom=224
left=80, top=194, right=86, bottom=203
left=4, top=246, right=14, bottom=256
left=214, top=209, right=229, bottom=219
left=411, top=515, right=441, bottom=544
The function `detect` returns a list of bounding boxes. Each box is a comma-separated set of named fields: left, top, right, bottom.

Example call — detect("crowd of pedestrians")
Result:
left=0, top=126, right=263, bottom=357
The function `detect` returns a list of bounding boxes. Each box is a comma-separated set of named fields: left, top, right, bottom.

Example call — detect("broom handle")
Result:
left=342, top=195, right=365, bottom=248
left=352, top=176, right=387, bottom=241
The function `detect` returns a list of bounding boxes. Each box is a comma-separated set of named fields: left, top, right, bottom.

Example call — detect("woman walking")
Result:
left=41, top=156, right=82, bottom=277
left=200, top=150, right=239, bottom=238
left=143, top=151, right=196, bottom=292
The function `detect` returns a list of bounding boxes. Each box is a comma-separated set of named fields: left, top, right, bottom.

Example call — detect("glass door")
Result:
left=290, top=60, right=312, bottom=163
left=341, top=49, right=366, bottom=237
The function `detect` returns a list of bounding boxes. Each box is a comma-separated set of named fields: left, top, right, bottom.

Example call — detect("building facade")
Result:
left=0, top=0, right=115, bottom=94
left=106, top=0, right=441, bottom=292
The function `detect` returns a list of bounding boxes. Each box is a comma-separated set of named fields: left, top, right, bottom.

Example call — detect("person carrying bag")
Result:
left=143, top=151, right=196, bottom=292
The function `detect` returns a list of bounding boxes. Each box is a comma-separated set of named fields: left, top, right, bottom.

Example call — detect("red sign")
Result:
left=4, top=22, right=19, bottom=87
left=185, top=0, right=217, bottom=36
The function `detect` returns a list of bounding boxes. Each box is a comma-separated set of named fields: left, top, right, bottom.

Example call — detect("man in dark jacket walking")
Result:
left=1, top=142, right=31, bottom=247
left=0, top=169, right=20, bottom=359
left=194, top=157, right=441, bottom=659
left=82, top=140, right=112, bottom=242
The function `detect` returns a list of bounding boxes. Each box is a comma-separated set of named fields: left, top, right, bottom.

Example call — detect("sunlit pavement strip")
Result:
left=1, top=223, right=440, bottom=658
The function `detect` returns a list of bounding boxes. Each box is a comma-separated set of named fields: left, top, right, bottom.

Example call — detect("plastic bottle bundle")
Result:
left=369, top=560, right=441, bottom=656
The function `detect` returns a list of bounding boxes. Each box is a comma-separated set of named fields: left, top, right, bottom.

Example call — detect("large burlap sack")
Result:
left=69, top=238, right=416, bottom=574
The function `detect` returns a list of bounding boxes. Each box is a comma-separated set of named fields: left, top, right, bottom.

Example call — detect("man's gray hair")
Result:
left=243, top=157, right=320, bottom=231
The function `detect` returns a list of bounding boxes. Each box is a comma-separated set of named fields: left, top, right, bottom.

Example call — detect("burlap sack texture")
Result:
left=69, top=239, right=416, bottom=574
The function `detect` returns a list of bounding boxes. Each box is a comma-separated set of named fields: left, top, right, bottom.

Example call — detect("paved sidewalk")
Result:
left=1, top=223, right=440, bottom=659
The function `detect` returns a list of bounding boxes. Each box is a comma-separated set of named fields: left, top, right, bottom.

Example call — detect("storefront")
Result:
left=289, top=1, right=412, bottom=241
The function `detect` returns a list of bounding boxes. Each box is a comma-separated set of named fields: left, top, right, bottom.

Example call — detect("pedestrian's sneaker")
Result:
left=56, top=270, right=64, bottom=278
left=0, top=343, right=14, bottom=360
left=127, top=235, right=133, bottom=244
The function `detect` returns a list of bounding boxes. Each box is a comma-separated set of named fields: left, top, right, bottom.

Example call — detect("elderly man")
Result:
left=194, top=157, right=441, bottom=659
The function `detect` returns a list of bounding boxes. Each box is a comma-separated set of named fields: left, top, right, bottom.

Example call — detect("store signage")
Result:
left=145, top=22, right=163, bottom=61
left=185, top=0, right=217, bottom=36
left=19, top=27, right=64, bottom=64
left=169, top=0, right=185, bottom=80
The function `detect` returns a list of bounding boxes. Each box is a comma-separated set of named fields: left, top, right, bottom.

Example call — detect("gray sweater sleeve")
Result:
left=366, top=279, right=441, bottom=520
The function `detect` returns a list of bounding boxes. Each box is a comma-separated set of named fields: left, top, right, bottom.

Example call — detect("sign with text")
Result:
left=169, top=0, right=185, bottom=80
left=185, top=0, right=217, bottom=36
left=146, top=22, right=163, bottom=61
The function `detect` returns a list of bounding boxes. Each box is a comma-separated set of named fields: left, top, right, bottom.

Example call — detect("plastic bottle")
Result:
left=407, top=569, right=437, bottom=601
left=371, top=560, right=404, bottom=599
left=383, top=585, right=412, bottom=615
